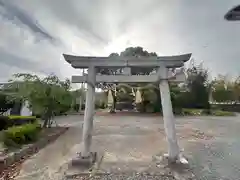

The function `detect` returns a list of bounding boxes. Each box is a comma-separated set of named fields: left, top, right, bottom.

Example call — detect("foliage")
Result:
left=3, top=122, right=41, bottom=147
left=182, top=108, right=205, bottom=116
left=0, top=116, right=37, bottom=131
left=211, top=75, right=240, bottom=102
left=7, top=73, right=73, bottom=127
left=0, top=93, right=14, bottom=115
left=95, top=100, right=106, bottom=109
left=211, top=75, right=233, bottom=102
left=116, top=85, right=134, bottom=102
left=211, top=110, right=235, bottom=116
left=120, top=47, right=157, bottom=75
left=179, top=64, right=210, bottom=109
left=98, top=47, right=161, bottom=112
left=181, top=108, right=235, bottom=116
left=0, top=116, right=10, bottom=131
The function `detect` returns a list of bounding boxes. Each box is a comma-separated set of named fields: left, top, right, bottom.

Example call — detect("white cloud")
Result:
left=0, top=0, right=240, bottom=84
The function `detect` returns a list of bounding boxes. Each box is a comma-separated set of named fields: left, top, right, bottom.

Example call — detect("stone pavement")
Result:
left=15, top=126, right=83, bottom=180
left=13, top=114, right=240, bottom=180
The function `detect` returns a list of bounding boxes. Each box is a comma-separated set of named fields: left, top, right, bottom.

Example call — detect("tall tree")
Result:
left=184, top=64, right=210, bottom=109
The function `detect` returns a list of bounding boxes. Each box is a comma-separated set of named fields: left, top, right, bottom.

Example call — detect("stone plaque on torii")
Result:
left=63, top=53, right=191, bottom=168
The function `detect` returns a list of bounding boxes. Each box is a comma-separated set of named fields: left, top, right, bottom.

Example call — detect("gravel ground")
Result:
left=184, top=116, right=240, bottom=180
left=13, top=114, right=240, bottom=180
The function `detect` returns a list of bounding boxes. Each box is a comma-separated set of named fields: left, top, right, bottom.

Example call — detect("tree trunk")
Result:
left=42, top=109, right=52, bottom=128
left=43, top=118, right=49, bottom=128
left=109, top=101, right=116, bottom=113
left=109, top=91, right=116, bottom=113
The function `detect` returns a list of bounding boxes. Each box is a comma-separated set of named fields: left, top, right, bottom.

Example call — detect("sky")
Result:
left=0, top=0, right=240, bottom=83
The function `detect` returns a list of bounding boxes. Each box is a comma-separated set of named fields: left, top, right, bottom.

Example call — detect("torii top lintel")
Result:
left=63, top=53, right=192, bottom=69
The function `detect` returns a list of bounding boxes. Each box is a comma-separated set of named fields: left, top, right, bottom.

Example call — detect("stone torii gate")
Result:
left=63, top=53, right=191, bottom=166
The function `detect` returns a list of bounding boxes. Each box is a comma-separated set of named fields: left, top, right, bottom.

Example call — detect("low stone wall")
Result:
left=0, top=127, right=69, bottom=173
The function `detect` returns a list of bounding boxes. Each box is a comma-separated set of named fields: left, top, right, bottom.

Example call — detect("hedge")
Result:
left=182, top=108, right=235, bottom=116
left=3, top=122, right=41, bottom=147
left=211, top=110, right=235, bottom=116
left=0, top=116, right=37, bottom=131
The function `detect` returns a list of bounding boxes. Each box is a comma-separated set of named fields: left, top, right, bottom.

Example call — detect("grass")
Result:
left=182, top=108, right=235, bottom=116
left=211, top=110, right=235, bottom=116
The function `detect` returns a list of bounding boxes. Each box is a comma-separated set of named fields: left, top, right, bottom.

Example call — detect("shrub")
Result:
left=3, top=122, right=41, bottom=147
left=9, top=116, right=37, bottom=125
left=95, top=101, right=107, bottom=109
left=0, top=116, right=11, bottom=130
left=182, top=108, right=203, bottom=116
left=182, top=108, right=235, bottom=116
left=0, top=116, right=37, bottom=131
left=136, top=103, right=145, bottom=113
left=145, top=103, right=155, bottom=113
left=211, top=110, right=235, bottom=116
left=173, top=108, right=183, bottom=115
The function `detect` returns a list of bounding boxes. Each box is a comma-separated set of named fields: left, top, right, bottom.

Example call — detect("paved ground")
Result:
left=14, top=114, right=240, bottom=180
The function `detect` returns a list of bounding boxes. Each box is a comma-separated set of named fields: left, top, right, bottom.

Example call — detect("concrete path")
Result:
left=15, top=116, right=84, bottom=180
left=14, top=114, right=240, bottom=180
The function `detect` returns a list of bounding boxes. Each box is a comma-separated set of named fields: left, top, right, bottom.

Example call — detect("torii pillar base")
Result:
left=71, top=152, right=97, bottom=169
left=65, top=152, right=105, bottom=179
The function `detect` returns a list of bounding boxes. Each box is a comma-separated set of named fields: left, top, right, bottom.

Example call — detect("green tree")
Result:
left=8, top=73, right=73, bottom=127
left=211, top=75, right=234, bottom=102
left=184, top=64, right=210, bottom=109
left=97, top=47, right=160, bottom=112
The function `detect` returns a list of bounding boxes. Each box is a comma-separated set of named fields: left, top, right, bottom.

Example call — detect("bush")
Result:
left=173, top=108, right=183, bottom=115
left=116, top=102, right=134, bottom=111
left=136, top=103, right=145, bottom=113
left=211, top=110, right=235, bottom=116
left=3, top=122, right=41, bottom=147
left=0, top=116, right=11, bottom=131
left=145, top=103, right=155, bottom=113
left=182, top=108, right=235, bottom=116
left=182, top=108, right=203, bottom=116
left=95, top=101, right=106, bottom=109
left=9, top=116, right=37, bottom=127
left=0, top=116, right=37, bottom=131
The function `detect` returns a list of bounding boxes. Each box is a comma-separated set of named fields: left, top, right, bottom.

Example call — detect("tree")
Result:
left=8, top=73, right=73, bottom=127
left=231, top=76, right=240, bottom=102
left=183, top=64, right=210, bottom=109
left=211, top=75, right=234, bottom=102
left=98, top=47, right=160, bottom=112
left=120, top=47, right=157, bottom=75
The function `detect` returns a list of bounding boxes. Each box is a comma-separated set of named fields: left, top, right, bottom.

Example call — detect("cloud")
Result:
left=0, top=0, right=240, bottom=84
left=0, top=0, right=56, bottom=42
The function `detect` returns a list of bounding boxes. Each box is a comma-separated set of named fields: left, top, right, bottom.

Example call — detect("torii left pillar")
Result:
left=72, top=65, right=97, bottom=167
